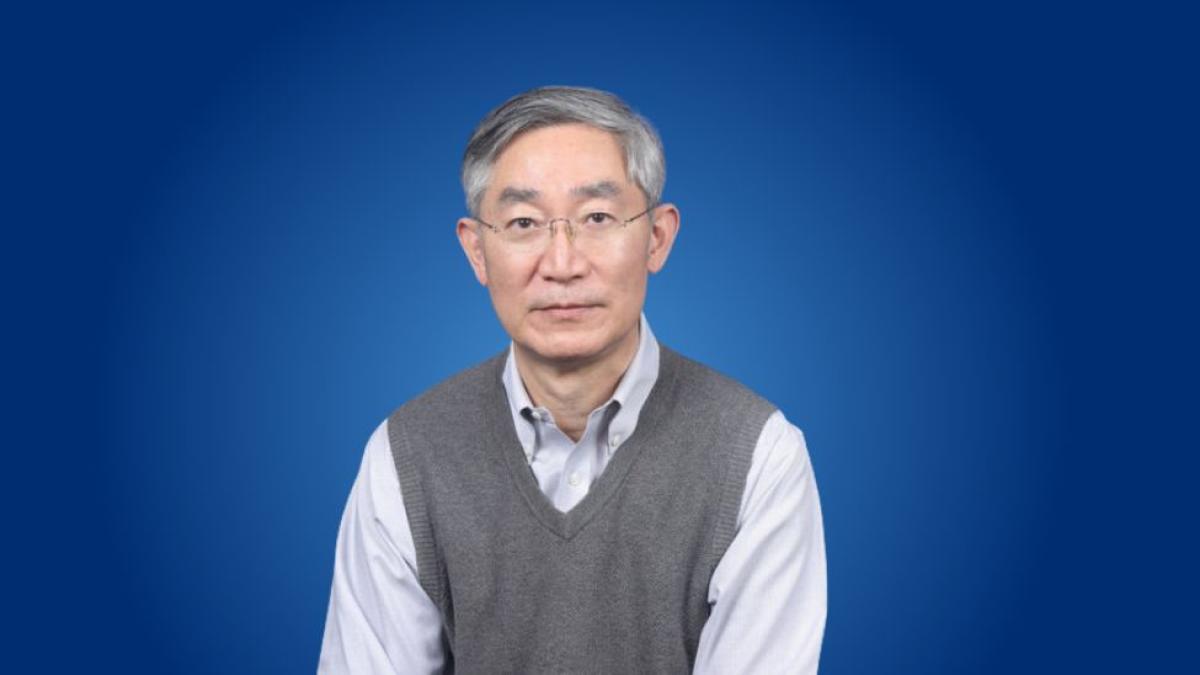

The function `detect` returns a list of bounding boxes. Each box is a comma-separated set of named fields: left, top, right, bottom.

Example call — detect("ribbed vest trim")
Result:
left=388, top=409, right=449, bottom=606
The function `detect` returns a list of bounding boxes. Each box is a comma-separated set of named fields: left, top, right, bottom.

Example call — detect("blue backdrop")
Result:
left=8, top=1, right=1196, bottom=672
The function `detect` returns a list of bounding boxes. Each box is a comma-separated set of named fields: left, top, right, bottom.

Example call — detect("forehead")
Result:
left=488, top=123, right=629, bottom=196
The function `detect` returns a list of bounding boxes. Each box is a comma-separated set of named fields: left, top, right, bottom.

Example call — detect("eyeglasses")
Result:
left=473, top=205, right=656, bottom=251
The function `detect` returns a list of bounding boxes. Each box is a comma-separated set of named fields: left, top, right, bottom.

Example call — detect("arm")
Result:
left=693, top=411, right=828, bottom=674
left=318, top=421, right=448, bottom=674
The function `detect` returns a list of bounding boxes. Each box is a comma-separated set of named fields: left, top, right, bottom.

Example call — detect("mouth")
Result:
left=535, top=303, right=600, bottom=320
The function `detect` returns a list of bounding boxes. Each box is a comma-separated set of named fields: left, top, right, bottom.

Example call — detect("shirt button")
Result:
left=610, top=433, right=621, bottom=448
left=568, top=472, right=582, bottom=487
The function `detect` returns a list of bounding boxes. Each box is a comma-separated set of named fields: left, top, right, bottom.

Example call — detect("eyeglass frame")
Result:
left=471, top=203, right=658, bottom=246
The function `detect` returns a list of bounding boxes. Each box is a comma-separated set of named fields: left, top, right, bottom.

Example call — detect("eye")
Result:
left=506, top=217, right=538, bottom=231
left=583, top=212, right=616, bottom=226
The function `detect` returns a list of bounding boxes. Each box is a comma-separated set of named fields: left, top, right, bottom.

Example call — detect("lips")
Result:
left=533, top=297, right=603, bottom=310
left=535, top=303, right=599, bottom=320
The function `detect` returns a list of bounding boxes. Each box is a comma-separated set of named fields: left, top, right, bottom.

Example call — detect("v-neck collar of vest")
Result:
left=486, top=345, right=682, bottom=542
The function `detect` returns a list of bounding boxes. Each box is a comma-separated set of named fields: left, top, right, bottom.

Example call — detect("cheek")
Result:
left=485, top=258, right=533, bottom=307
left=606, top=254, right=649, bottom=303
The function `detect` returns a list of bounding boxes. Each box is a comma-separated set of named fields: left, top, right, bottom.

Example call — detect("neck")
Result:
left=514, top=322, right=640, bottom=443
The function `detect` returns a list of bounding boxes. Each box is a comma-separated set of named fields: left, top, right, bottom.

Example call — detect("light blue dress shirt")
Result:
left=319, top=316, right=827, bottom=673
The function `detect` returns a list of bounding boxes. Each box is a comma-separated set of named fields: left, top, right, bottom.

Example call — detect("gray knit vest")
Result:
left=387, top=345, right=776, bottom=674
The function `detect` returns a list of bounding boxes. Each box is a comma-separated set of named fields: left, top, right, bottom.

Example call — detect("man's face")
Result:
left=457, top=123, right=679, bottom=367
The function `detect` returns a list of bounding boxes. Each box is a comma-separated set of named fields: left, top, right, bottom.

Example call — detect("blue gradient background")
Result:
left=8, top=1, right=1196, bottom=673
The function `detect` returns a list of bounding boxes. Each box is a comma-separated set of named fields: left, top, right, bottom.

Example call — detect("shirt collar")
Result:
left=501, top=313, right=661, bottom=461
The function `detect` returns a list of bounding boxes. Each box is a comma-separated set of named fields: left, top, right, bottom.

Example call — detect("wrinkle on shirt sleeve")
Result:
left=317, top=420, right=447, bottom=674
left=693, top=411, right=828, bottom=675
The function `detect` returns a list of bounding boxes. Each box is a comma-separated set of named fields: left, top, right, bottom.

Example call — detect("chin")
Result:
left=527, top=336, right=607, bottom=364
left=509, top=311, right=636, bottom=365
left=517, top=327, right=614, bottom=365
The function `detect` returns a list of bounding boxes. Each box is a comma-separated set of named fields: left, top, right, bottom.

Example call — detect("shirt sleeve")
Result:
left=317, top=420, right=448, bottom=674
left=693, top=410, right=828, bottom=674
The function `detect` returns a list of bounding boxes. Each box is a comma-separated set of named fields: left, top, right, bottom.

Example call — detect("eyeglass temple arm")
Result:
left=624, top=203, right=659, bottom=225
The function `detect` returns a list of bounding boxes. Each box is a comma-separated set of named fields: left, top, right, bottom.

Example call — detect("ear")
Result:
left=645, top=203, right=680, bottom=274
left=456, top=218, right=489, bottom=286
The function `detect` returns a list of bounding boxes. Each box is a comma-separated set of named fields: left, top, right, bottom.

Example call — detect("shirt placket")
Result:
left=538, top=404, right=611, bottom=512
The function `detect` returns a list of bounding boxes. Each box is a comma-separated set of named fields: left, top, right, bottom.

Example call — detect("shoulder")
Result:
left=388, top=350, right=506, bottom=427
left=754, top=411, right=812, bottom=483
left=379, top=350, right=508, bottom=471
left=739, top=409, right=821, bottom=538
left=660, top=345, right=777, bottom=418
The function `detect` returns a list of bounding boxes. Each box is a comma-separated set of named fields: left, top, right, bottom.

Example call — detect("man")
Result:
left=319, top=86, right=827, bottom=673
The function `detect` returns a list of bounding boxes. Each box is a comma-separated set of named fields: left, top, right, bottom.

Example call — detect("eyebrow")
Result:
left=494, top=181, right=623, bottom=207
left=497, top=186, right=540, bottom=205
left=571, top=180, right=622, bottom=200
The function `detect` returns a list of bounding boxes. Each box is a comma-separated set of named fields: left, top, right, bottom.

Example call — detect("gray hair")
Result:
left=461, top=86, right=666, bottom=217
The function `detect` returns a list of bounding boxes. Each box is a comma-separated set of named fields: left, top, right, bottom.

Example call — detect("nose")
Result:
left=538, top=218, right=589, bottom=281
